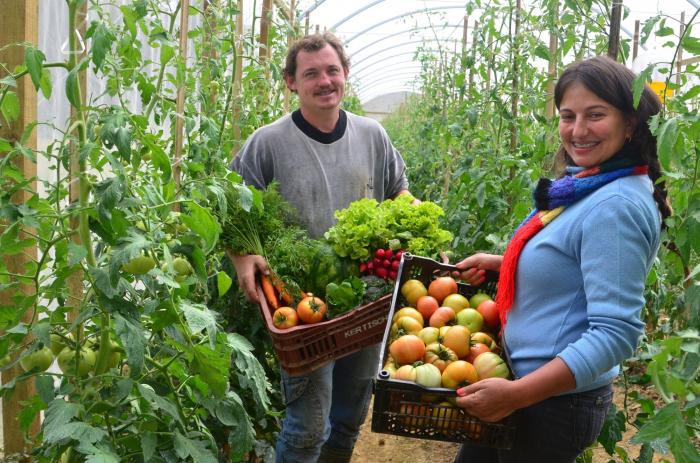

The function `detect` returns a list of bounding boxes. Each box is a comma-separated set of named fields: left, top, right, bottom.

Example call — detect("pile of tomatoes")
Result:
left=271, top=294, right=327, bottom=329
left=383, top=275, right=510, bottom=390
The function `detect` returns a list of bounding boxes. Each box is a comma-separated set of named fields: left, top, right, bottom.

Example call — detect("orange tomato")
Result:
left=429, top=306, right=456, bottom=328
left=272, top=306, right=299, bottom=329
left=428, top=276, right=458, bottom=304
left=441, top=360, right=478, bottom=389
left=296, top=295, right=327, bottom=324
left=389, top=334, right=426, bottom=365
left=442, top=325, right=471, bottom=358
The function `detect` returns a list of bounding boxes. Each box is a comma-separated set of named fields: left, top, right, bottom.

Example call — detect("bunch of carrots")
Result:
left=259, top=272, right=305, bottom=310
left=260, top=273, right=328, bottom=329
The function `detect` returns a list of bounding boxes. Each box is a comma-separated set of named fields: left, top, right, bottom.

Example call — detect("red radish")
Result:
left=383, top=259, right=391, bottom=268
left=392, top=261, right=400, bottom=270
left=367, top=262, right=374, bottom=272
left=376, top=267, right=388, bottom=279
left=388, top=270, right=398, bottom=280
left=359, top=262, right=367, bottom=273
left=373, top=258, right=382, bottom=268
left=375, top=248, right=386, bottom=259
left=385, top=249, right=394, bottom=260
left=395, top=250, right=404, bottom=261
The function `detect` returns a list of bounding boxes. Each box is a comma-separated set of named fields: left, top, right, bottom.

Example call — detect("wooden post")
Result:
left=607, top=0, right=622, bottom=61
left=510, top=0, right=521, bottom=154
left=545, top=2, right=558, bottom=119
left=173, top=0, right=190, bottom=193
left=468, top=20, right=478, bottom=91
left=461, top=15, right=468, bottom=59
left=633, top=19, right=640, bottom=60
left=203, top=0, right=219, bottom=108
left=0, top=0, right=40, bottom=457
left=283, top=0, right=296, bottom=112
left=231, top=0, right=244, bottom=152
left=677, top=11, right=685, bottom=88
left=305, top=15, right=309, bottom=35
left=259, top=0, right=273, bottom=62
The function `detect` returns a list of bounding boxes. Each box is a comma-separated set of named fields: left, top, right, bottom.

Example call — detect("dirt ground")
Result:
left=351, top=386, right=675, bottom=463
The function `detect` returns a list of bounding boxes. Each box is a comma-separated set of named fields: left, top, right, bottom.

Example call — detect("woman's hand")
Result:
left=455, top=378, right=519, bottom=422
left=226, top=250, right=269, bottom=303
left=452, top=253, right=503, bottom=285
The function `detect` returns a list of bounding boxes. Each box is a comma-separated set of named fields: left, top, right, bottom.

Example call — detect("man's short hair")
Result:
left=284, top=32, right=350, bottom=78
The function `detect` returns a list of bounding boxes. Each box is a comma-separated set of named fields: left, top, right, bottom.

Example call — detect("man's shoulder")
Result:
left=345, top=111, right=386, bottom=136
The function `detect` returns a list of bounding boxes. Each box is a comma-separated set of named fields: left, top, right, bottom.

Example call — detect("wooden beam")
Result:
left=260, top=0, right=273, bottom=61
left=607, top=0, right=622, bottom=61
left=633, top=19, right=640, bottom=60
left=0, top=0, right=40, bottom=457
left=284, top=0, right=296, bottom=112
left=545, top=2, right=558, bottom=119
left=174, top=0, right=190, bottom=194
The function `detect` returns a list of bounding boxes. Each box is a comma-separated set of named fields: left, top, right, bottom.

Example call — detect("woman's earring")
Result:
left=625, top=135, right=632, bottom=144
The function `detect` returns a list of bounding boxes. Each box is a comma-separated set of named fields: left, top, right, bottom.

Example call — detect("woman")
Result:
left=452, top=56, right=671, bottom=463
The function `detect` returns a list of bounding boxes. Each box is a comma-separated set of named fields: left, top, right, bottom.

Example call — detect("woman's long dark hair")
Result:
left=554, top=56, right=672, bottom=221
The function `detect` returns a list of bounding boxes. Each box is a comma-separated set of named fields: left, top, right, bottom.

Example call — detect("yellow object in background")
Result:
left=649, top=80, right=674, bottom=101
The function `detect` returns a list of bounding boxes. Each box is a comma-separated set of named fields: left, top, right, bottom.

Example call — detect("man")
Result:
left=229, top=32, right=415, bottom=463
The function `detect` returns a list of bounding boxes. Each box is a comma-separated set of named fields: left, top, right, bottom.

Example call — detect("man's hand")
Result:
left=226, top=250, right=269, bottom=303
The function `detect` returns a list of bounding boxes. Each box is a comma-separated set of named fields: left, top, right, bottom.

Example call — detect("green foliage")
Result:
left=325, top=195, right=453, bottom=261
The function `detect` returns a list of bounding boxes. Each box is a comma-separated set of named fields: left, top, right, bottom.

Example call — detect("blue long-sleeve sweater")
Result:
left=503, top=174, right=661, bottom=393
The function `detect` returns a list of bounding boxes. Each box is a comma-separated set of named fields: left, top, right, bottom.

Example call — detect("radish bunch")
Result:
left=359, top=248, right=404, bottom=280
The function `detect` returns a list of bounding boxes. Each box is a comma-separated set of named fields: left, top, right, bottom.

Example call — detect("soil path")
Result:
left=351, top=387, right=674, bottom=463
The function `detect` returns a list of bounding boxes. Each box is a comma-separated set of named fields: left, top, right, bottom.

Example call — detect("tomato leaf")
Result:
left=23, top=46, right=45, bottom=91
left=226, top=333, right=272, bottom=411
left=18, top=395, right=46, bottom=433
left=192, top=344, right=229, bottom=398
left=217, top=271, right=233, bottom=296
left=181, top=202, right=220, bottom=255
left=114, top=313, right=146, bottom=376
left=174, top=431, right=218, bottom=463
left=180, top=301, right=218, bottom=347
left=138, top=383, right=184, bottom=427
left=1, top=91, right=20, bottom=124
left=42, top=399, right=79, bottom=442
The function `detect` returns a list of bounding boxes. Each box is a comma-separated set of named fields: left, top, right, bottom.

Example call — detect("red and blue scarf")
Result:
left=496, top=153, right=649, bottom=328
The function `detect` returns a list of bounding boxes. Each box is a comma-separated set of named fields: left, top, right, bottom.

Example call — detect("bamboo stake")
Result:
left=260, top=0, right=272, bottom=62
left=468, top=20, right=478, bottom=92
left=305, top=15, right=309, bottom=35
left=203, top=0, right=219, bottom=109
left=677, top=11, right=685, bottom=88
left=0, top=0, right=40, bottom=456
left=284, top=0, right=296, bottom=112
left=173, top=0, right=190, bottom=195
left=633, top=19, right=640, bottom=60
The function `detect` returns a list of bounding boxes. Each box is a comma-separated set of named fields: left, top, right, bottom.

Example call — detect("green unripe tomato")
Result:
left=57, top=347, right=96, bottom=377
left=121, top=254, right=156, bottom=275
left=19, top=347, right=54, bottom=372
left=172, top=257, right=193, bottom=276
left=50, top=333, right=74, bottom=356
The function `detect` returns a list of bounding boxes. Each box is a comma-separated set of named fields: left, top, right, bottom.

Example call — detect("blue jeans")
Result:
left=275, top=343, right=381, bottom=463
left=454, top=384, right=613, bottom=463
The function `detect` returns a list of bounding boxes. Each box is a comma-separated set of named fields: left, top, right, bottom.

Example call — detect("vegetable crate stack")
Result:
left=372, top=254, right=515, bottom=448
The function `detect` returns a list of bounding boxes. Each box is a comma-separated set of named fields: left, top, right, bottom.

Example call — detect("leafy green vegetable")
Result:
left=324, top=195, right=453, bottom=260
left=325, top=276, right=366, bottom=319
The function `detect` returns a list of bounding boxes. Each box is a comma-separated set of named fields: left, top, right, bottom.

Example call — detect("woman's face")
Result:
left=558, top=82, right=634, bottom=168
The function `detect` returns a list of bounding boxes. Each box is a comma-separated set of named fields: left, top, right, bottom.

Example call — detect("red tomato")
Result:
left=272, top=306, right=298, bottom=329
left=428, top=276, right=458, bottom=304
left=476, top=300, right=500, bottom=330
left=441, top=325, right=471, bottom=358
left=441, top=360, right=478, bottom=389
left=389, top=334, right=426, bottom=365
left=296, top=295, right=327, bottom=324
left=416, top=295, right=439, bottom=320
left=428, top=306, right=456, bottom=328
left=465, top=342, right=491, bottom=364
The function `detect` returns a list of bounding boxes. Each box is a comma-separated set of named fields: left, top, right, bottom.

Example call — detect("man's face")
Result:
left=285, top=44, right=348, bottom=113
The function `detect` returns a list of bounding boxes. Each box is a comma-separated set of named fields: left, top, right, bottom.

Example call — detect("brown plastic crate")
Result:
left=257, top=287, right=392, bottom=376
left=371, top=253, right=514, bottom=447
